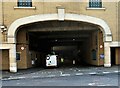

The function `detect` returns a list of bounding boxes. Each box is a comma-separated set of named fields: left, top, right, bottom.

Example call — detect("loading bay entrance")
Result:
left=28, top=30, right=97, bottom=67
left=16, top=21, right=105, bottom=69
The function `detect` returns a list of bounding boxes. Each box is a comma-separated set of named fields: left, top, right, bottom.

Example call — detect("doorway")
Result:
left=111, top=47, right=116, bottom=65
left=0, top=49, right=9, bottom=70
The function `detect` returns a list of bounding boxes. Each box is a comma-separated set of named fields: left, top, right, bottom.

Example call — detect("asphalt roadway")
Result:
left=1, top=66, right=120, bottom=87
left=2, top=71, right=120, bottom=87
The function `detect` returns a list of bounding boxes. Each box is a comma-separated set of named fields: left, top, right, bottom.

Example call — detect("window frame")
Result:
left=18, top=0, right=32, bottom=7
left=89, top=0, right=102, bottom=8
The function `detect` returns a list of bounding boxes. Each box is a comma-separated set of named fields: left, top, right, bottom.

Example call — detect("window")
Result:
left=18, top=0, right=32, bottom=7
left=89, top=0, right=102, bottom=8
left=16, top=52, right=21, bottom=60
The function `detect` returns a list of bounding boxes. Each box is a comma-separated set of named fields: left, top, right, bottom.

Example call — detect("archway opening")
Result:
left=16, top=21, right=104, bottom=69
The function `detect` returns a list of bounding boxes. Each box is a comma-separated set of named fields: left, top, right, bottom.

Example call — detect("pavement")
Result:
left=1, top=65, right=120, bottom=81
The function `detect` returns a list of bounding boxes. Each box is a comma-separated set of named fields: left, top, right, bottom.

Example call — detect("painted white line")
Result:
left=75, top=73, right=83, bottom=75
left=102, top=72, right=110, bottom=74
left=3, top=76, right=26, bottom=80
left=88, top=72, right=97, bottom=75
left=88, top=83, right=95, bottom=86
left=114, top=71, right=119, bottom=73
left=8, top=77, right=18, bottom=80
left=18, top=77, right=25, bottom=79
left=60, top=74, right=70, bottom=76
left=98, top=84, right=106, bottom=86
left=47, top=75, right=56, bottom=77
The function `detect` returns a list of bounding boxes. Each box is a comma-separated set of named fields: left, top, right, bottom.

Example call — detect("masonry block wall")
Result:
left=0, top=1, right=3, bottom=42
left=0, top=50, right=9, bottom=70
left=117, top=1, right=120, bottom=65
left=16, top=28, right=42, bottom=69
left=2, top=1, right=118, bottom=42
left=116, top=48, right=120, bottom=65
left=0, top=0, right=120, bottom=71
left=0, top=1, right=2, bottom=25
left=98, top=30, right=104, bottom=65
left=16, top=28, right=28, bottom=69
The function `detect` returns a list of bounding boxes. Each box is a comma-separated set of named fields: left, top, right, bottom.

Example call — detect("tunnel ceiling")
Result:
left=22, top=21, right=98, bottom=32
left=28, top=30, right=95, bottom=47
left=18, top=21, right=99, bottom=46
left=29, top=31, right=91, bottom=39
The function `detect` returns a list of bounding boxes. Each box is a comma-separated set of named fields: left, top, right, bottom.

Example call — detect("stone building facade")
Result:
left=0, top=0, right=120, bottom=72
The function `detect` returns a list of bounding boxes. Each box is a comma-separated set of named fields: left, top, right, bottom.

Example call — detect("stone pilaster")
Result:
left=9, top=44, right=17, bottom=72
left=104, top=42, right=111, bottom=67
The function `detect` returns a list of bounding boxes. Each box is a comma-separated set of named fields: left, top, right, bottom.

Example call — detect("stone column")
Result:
left=8, top=35, right=17, bottom=72
left=9, top=44, right=17, bottom=72
left=104, top=42, right=111, bottom=67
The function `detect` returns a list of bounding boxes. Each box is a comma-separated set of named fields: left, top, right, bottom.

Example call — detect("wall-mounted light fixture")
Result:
left=100, top=45, right=103, bottom=49
left=0, top=25, right=7, bottom=33
left=21, top=46, right=25, bottom=50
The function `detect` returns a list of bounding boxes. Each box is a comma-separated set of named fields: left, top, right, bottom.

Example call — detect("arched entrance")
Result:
left=7, top=14, right=112, bottom=72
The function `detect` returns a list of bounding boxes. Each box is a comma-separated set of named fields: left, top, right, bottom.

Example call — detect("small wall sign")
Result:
left=100, top=54, right=104, bottom=59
